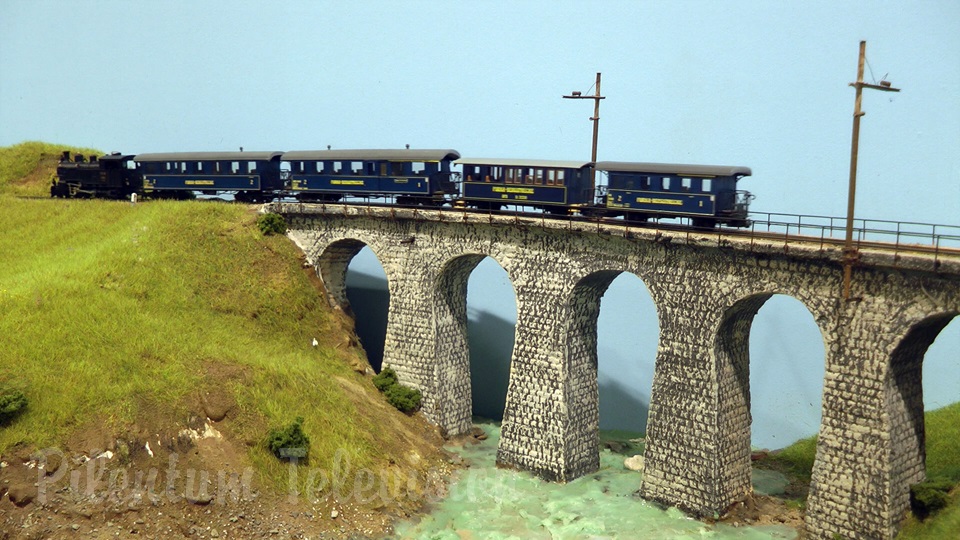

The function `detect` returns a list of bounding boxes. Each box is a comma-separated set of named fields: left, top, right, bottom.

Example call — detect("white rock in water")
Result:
left=331, top=509, right=339, bottom=519
left=624, top=454, right=644, bottom=472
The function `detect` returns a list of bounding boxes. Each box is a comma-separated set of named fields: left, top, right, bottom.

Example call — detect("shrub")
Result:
left=372, top=367, right=421, bottom=413
left=267, top=416, right=310, bottom=461
left=257, top=213, right=287, bottom=235
left=372, top=367, right=398, bottom=391
left=385, top=384, right=422, bottom=413
left=910, top=479, right=954, bottom=519
left=0, top=388, right=27, bottom=425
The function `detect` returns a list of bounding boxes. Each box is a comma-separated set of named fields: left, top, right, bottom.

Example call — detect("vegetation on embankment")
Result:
left=763, top=401, right=960, bottom=538
left=0, top=143, right=446, bottom=508
left=0, top=141, right=100, bottom=197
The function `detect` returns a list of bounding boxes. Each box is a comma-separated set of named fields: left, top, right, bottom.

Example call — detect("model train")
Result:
left=51, top=148, right=754, bottom=227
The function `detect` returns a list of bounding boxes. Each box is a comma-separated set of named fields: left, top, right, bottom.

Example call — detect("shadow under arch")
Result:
left=888, top=311, right=958, bottom=512
left=315, top=238, right=387, bottom=316
left=315, top=239, right=391, bottom=373
left=564, top=269, right=652, bottom=473
left=432, top=253, right=516, bottom=437
left=713, top=292, right=828, bottom=494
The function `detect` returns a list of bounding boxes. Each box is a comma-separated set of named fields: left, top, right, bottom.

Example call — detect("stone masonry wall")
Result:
left=275, top=204, right=960, bottom=540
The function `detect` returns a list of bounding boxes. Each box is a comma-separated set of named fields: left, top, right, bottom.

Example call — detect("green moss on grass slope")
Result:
left=0, top=190, right=437, bottom=494
left=0, top=141, right=100, bottom=197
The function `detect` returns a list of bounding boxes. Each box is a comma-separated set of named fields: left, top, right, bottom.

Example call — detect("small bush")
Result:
left=385, top=384, right=422, bottom=413
left=267, top=416, right=310, bottom=461
left=910, top=479, right=954, bottom=519
left=0, top=388, right=27, bottom=425
left=372, top=367, right=421, bottom=413
left=257, top=213, right=287, bottom=235
left=372, top=367, right=398, bottom=391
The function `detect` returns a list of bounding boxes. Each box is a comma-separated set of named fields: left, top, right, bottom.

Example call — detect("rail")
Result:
left=272, top=198, right=960, bottom=270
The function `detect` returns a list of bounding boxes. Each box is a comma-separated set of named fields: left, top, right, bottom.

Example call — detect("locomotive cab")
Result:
left=51, top=152, right=137, bottom=199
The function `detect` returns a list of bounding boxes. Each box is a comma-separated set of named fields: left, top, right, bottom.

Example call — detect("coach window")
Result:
left=248, top=161, right=258, bottom=174
left=390, top=162, right=404, bottom=176
left=546, top=170, right=555, bottom=185
left=661, top=177, right=671, bottom=191
left=681, top=178, right=692, bottom=192
left=702, top=178, right=712, bottom=192
left=505, top=168, right=515, bottom=184
left=557, top=170, right=566, bottom=185
left=412, top=162, right=425, bottom=175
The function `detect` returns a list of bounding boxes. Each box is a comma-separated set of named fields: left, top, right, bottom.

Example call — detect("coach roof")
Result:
left=281, top=149, right=461, bottom=161
left=455, top=157, right=593, bottom=169
left=134, top=152, right=284, bottom=162
left=595, top=161, right=752, bottom=177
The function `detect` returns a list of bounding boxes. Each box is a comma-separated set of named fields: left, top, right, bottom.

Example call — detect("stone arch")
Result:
left=432, top=253, right=515, bottom=437
left=564, top=269, right=649, bottom=477
left=888, top=311, right=958, bottom=517
left=314, top=238, right=387, bottom=316
left=713, top=291, right=829, bottom=496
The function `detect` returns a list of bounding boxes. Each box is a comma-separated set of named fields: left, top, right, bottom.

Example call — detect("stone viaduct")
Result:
left=270, top=202, right=959, bottom=540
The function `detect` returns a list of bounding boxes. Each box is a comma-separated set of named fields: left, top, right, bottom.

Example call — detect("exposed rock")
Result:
left=604, top=440, right=626, bottom=453
left=186, top=491, right=214, bottom=506
left=201, top=391, right=235, bottom=422
left=8, top=482, right=36, bottom=506
left=40, top=451, right=63, bottom=476
left=624, top=455, right=644, bottom=472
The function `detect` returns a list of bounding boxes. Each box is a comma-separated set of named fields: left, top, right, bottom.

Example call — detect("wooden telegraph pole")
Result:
left=843, top=41, right=899, bottom=300
left=563, top=72, right=606, bottom=162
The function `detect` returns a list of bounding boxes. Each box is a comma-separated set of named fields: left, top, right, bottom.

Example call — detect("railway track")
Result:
left=278, top=199, right=960, bottom=261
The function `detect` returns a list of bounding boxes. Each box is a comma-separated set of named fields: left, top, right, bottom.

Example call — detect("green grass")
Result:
left=0, top=141, right=100, bottom=197
left=0, top=144, right=438, bottom=497
left=768, top=403, right=960, bottom=537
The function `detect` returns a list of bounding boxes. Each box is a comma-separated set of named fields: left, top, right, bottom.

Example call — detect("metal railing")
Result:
left=275, top=198, right=960, bottom=268
left=745, top=212, right=960, bottom=252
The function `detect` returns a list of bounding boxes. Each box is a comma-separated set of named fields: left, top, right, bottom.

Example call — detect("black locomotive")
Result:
left=51, top=148, right=754, bottom=227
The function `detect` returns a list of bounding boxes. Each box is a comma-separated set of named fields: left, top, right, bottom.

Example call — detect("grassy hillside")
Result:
left=0, top=141, right=101, bottom=197
left=0, top=144, right=445, bottom=513
left=767, top=402, right=960, bottom=537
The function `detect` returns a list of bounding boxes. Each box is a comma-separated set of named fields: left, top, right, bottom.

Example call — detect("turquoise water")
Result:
left=392, top=422, right=797, bottom=540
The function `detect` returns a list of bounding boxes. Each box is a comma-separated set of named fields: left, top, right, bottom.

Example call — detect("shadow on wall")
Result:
left=598, top=373, right=650, bottom=435
left=344, top=271, right=388, bottom=373
left=466, top=308, right=513, bottom=420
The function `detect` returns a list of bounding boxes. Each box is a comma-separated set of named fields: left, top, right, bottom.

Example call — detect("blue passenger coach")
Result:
left=456, top=158, right=594, bottom=213
left=595, top=161, right=753, bottom=227
left=135, top=151, right=284, bottom=202
left=281, top=149, right=460, bottom=204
